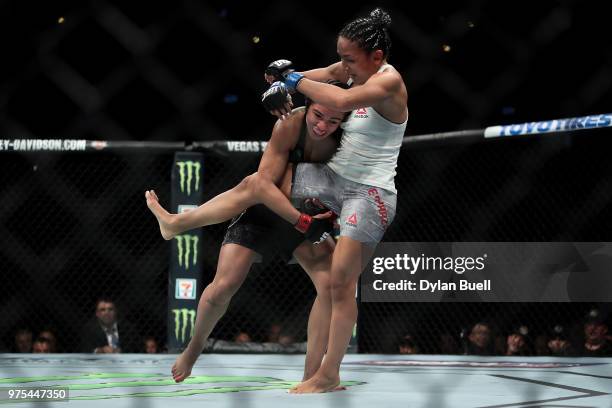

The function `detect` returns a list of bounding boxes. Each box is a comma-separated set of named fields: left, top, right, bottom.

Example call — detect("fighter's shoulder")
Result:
left=276, top=106, right=305, bottom=129
left=290, top=106, right=307, bottom=117
left=371, top=67, right=403, bottom=87
left=271, top=107, right=305, bottom=145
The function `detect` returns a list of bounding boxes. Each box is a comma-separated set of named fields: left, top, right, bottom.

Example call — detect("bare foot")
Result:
left=171, top=347, right=200, bottom=383
left=289, top=372, right=341, bottom=394
left=145, top=190, right=177, bottom=240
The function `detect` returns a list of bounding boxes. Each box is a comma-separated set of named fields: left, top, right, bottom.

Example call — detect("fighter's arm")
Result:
left=263, top=61, right=349, bottom=118
left=296, top=72, right=400, bottom=112
left=300, top=62, right=349, bottom=84
left=257, top=112, right=301, bottom=184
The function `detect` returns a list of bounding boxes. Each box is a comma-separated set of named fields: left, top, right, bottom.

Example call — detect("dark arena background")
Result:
left=1, top=2, right=612, bottom=405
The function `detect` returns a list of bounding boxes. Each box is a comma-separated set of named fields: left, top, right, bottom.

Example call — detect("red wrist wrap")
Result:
left=294, top=213, right=312, bottom=233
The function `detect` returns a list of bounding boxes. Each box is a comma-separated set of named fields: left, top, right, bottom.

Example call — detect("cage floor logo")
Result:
left=0, top=372, right=362, bottom=401
left=172, top=308, right=196, bottom=343
left=176, top=161, right=201, bottom=196
left=175, top=234, right=198, bottom=269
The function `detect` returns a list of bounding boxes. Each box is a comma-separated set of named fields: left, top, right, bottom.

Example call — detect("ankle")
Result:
left=317, top=364, right=340, bottom=380
left=184, top=342, right=204, bottom=356
left=302, top=369, right=318, bottom=381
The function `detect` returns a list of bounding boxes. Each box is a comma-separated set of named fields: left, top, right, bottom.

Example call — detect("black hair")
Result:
left=398, top=334, right=417, bottom=349
left=14, top=327, right=32, bottom=336
left=33, top=336, right=51, bottom=346
left=96, top=296, right=115, bottom=307
left=302, top=80, right=351, bottom=143
left=339, top=8, right=392, bottom=57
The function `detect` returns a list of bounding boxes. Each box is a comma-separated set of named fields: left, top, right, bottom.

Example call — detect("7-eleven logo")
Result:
left=346, top=212, right=358, bottom=226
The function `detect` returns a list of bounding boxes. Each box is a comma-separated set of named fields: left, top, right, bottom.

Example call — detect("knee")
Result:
left=330, top=275, right=356, bottom=301
left=313, top=275, right=332, bottom=300
left=205, top=279, right=241, bottom=306
left=239, top=173, right=260, bottom=196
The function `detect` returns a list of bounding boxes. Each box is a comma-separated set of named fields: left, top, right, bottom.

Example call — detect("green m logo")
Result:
left=176, top=161, right=201, bottom=196
left=174, top=234, right=198, bottom=269
left=172, top=308, right=195, bottom=343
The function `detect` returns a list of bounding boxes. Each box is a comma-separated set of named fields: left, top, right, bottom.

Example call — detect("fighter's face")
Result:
left=305, top=104, right=343, bottom=140
left=337, top=36, right=383, bottom=85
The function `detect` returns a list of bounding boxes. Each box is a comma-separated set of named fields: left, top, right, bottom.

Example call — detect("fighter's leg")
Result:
left=146, top=173, right=264, bottom=240
left=172, top=243, right=257, bottom=382
left=291, top=185, right=395, bottom=393
left=293, top=239, right=334, bottom=381
left=146, top=163, right=305, bottom=241
left=290, top=237, right=374, bottom=393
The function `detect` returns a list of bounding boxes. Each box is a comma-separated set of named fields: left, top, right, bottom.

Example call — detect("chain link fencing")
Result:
left=360, top=128, right=612, bottom=355
left=1, top=127, right=611, bottom=355
left=1, top=1, right=611, bottom=355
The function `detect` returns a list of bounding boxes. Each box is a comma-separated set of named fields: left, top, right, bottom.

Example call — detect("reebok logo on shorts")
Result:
left=346, top=212, right=358, bottom=227
left=354, top=107, right=368, bottom=119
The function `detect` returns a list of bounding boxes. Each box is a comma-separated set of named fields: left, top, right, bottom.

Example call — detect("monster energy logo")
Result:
left=175, top=234, right=198, bottom=269
left=176, top=161, right=201, bottom=196
left=172, top=308, right=196, bottom=343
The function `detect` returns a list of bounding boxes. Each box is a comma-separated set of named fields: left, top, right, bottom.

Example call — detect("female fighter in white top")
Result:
left=146, top=7, right=407, bottom=393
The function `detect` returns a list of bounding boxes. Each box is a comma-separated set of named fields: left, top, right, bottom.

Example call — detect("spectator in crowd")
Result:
left=493, top=333, right=506, bottom=355
left=32, top=337, right=52, bottom=353
left=547, top=324, right=574, bottom=356
left=533, top=334, right=550, bottom=356
left=438, top=332, right=459, bottom=355
left=266, top=323, right=282, bottom=343
left=38, top=328, right=58, bottom=353
left=581, top=310, right=611, bottom=357
left=143, top=336, right=159, bottom=354
left=13, top=328, right=32, bottom=353
left=278, top=331, right=296, bottom=347
left=80, top=297, right=140, bottom=353
left=505, top=329, right=530, bottom=356
left=234, top=331, right=251, bottom=344
left=398, top=334, right=419, bottom=354
left=464, top=322, right=495, bottom=355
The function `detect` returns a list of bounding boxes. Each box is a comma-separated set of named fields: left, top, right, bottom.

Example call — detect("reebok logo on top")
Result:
left=354, top=108, right=368, bottom=118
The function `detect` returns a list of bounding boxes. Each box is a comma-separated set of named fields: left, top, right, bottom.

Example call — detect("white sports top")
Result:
left=327, top=64, right=407, bottom=193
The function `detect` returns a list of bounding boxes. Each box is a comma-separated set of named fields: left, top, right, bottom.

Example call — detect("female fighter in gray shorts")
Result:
left=147, top=8, right=407, bottom=393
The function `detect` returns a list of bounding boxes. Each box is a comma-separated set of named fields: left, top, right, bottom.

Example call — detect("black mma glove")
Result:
left=294, top=199, right=336, bottom=244
left=265, top=59, right=295, bottom=82
left=265, top=59, right=304, bottom=92
left=261, top=81, right=292, bottom=113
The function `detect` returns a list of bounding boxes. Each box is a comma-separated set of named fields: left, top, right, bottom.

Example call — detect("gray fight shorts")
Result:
left=291, top=163, right=396, bottom=245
